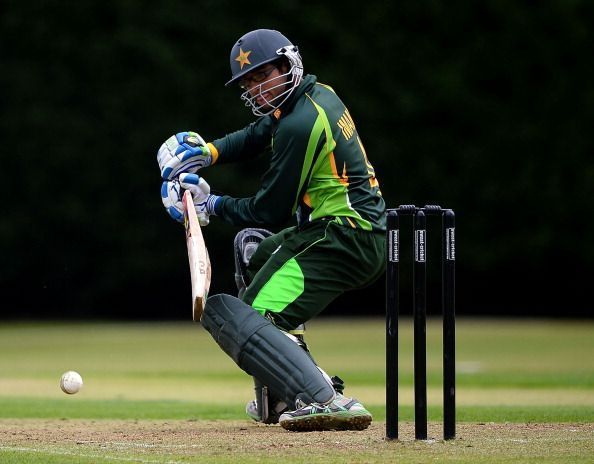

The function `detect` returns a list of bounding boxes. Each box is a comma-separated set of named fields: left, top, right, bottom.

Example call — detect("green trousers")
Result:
left=242, top=218, right=386, bottom=331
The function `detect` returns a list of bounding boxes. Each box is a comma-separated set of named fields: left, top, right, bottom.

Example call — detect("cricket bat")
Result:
left=182, top=190, right=211, bottom=321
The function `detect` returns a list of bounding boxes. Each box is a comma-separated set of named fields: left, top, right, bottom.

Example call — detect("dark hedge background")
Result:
left=1, top=1, right=592, bottom=319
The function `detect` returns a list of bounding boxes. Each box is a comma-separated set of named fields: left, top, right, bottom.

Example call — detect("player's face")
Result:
left=239, top=65, right=288, bottom=110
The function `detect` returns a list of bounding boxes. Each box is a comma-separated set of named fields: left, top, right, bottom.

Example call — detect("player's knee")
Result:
left=234, top=228, right=274, bottom=297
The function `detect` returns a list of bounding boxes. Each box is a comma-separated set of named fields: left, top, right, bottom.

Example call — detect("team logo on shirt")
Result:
left=235, top=48, right=252, bottom=69
left=337, top=109, right=356, bottom=140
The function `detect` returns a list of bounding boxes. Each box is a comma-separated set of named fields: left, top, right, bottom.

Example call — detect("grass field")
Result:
left=0, top=318, right=593, bottom=463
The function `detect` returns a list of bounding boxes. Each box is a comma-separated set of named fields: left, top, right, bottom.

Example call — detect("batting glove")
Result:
left=158, top=131, right=213, bottom=180
left=179, top=173, right=221, bottom=226
left=160, top=174, right=220, bottom=226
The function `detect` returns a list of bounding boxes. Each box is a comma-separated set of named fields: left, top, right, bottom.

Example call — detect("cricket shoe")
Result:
left=279, top=394, right=372, bottom=432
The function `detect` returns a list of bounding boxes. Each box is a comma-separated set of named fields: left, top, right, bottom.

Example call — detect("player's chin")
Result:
left=256, top=93, right=274, bottom=109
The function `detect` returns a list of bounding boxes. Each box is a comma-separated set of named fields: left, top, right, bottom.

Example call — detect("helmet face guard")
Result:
left=226, top=30, right=303, bottom=116
left=240, top=46, right=303, bottom=116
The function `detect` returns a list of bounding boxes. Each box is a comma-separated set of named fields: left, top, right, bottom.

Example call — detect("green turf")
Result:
left=0, top=453, right=102, bottom=464
left=0, top=318, right=593, bottom=463
left=1, top=319, right=593, bottom=409
left=0, top=397, right=592, bottom=423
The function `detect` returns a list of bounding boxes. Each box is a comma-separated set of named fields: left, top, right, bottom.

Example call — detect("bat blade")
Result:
left=183, top=190, right=211, bottom=321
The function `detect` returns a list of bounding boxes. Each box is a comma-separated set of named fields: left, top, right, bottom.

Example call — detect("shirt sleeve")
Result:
left=215, top=115, right=314, bottom=227
left=210, top=116, right=275, bottom=164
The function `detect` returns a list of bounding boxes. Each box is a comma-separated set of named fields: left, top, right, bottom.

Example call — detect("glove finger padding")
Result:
left=179, top=174, right=211, bottom=226
left=179, top=173, right=211, bottom=197
left=174, top=131, right=207, bottom=153
left=196, top=212, right=210, bottom=227
left=158, top=131, right=212, bottom=180
left=160, top=180, right=184, bottom=223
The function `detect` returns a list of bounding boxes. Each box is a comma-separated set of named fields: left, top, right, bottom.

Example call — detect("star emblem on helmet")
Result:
left=235, top=48, right=252, bottom=70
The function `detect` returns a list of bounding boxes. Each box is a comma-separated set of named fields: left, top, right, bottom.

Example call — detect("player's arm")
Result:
left=158, top=117, right=275, bottom=180
left=160, top=143, right=303, bottom=227
left=213, top=118, right=317, bottom=227
left=210, top=116, right=275, bottom=164
left=159, top=115, right=317, bottom=227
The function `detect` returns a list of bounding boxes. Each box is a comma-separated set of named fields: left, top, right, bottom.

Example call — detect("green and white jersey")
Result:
left=211, top=74, right=386, bottom=232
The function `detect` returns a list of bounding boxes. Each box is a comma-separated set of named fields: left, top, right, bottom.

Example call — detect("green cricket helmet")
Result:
left=226, top=29, right=304, bottom=116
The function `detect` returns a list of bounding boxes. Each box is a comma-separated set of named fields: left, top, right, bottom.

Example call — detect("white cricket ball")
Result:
left=60, top=371, right=83, bottom=394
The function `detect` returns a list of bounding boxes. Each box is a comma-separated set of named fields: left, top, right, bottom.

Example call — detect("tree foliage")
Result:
left=1, top=1, right=592, bottom=318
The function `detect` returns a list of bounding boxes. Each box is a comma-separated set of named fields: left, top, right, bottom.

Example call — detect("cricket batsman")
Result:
left=158, top=29, right=386, bottom=432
